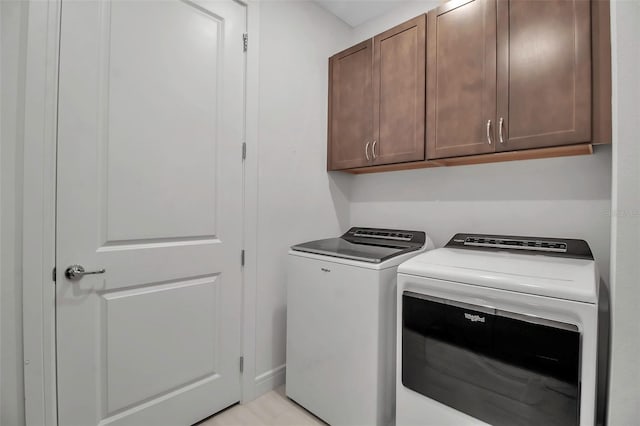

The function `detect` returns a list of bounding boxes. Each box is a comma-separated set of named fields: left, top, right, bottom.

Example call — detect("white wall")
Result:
left=253, top=0, right=352, bottom=388
left=346, top=1, right=613, bottom=279
left=0, top=3, right=3, bottom=421
left=607, top=0, right=640, bottom=423
left=0, top=1, right=28, bottom=425
left=349, top=151, right=612, bottom=277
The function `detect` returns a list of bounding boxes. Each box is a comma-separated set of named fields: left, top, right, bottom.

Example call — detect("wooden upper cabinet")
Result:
left=328, top=16, right=426, bottom=170
left=327, top=40, right=373, bottom=171
left=328, top=0, right=605, bottom=171
left=372, top=15, right=426, bottom=165
left=426, top=0, right=497, bottom=160
left=496, top=0, right=592, bottom=151
left=591, top=0, right=612, bottom=145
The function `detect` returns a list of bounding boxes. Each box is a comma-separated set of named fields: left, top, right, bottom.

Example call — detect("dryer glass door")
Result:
left=402, top=292, right=580, bottom=426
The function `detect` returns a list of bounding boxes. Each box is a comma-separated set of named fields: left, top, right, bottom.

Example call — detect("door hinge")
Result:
left=241, top=249, right=245, bottom=267
left=52, top=267, right=56, bottom=282
left=240, top=356, right=244, bottom=373
left=242, top=33, right=248, bottom=52
left=242, top=142, right=246, bottom=160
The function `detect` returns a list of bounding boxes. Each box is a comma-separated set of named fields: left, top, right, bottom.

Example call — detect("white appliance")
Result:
left=287, top=227, right=434, bottom=426
left=396, top=233, right=608, bottom=426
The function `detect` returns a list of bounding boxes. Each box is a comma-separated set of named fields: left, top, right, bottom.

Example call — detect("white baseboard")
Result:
left=253, top=364, right=286, bottom=398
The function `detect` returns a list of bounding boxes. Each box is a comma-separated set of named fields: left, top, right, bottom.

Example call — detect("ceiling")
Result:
left=313, top=0, right=413, bottom=27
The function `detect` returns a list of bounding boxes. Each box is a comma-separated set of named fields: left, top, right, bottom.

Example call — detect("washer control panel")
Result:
left=344, top=227, right=426, bottom=247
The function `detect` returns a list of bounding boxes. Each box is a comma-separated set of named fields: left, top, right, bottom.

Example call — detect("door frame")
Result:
left=21, top=0, right=261, bottom=424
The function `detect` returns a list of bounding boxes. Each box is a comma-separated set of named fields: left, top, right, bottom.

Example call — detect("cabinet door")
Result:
left=496, top=0, right=591, bottom=151
left=328, top=40, right=373, bottom=170
left=426, top=0, right=497, bottom=160
left=372, top=16, right=426, bottom=165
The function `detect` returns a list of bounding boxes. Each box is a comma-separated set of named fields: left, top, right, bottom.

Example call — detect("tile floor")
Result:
left=197, top=386, right=326, bottom=426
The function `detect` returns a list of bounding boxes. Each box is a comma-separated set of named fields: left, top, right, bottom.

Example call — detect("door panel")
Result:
left=104, top=278, right=219, bottom=414
left=328, top=40, right=373, bottom=170
left=426, top=0, right=497, bottom=159
left=373, top=16, right=426, bottom=165
left=56, top=1, right=245, bottom=425
left=496, top=0, right=591, bottom=151
left=105, top=0, right=219, bottom=242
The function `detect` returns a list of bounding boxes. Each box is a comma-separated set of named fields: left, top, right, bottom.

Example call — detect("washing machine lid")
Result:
left=398, top=234, right=598, bottom=304
left=291, top=227, right=427, bottom=264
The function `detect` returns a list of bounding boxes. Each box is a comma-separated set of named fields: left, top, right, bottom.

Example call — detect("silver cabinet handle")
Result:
left=65, top=264, right=106, bottom=281
left=499, top=117, right=505, bottom=144
left=365, top=141, right=371, bottom=161
left=486, top=119, right=492, bottom=144
left=372, top=140, right=378, bottom=159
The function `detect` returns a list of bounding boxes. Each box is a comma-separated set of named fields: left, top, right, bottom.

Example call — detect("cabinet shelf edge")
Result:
left=339, top=144, right=594, bottom=175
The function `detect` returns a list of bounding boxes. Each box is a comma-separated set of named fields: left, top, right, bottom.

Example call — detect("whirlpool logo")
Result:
left=464, top=313, right=486, bottom=323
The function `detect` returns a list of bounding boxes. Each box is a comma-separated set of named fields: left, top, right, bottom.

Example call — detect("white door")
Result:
left=55, top=1, right=245, bottom=425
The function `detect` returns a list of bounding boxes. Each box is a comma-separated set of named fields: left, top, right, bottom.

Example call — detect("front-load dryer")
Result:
left=396, top=233, right=608, bottom=426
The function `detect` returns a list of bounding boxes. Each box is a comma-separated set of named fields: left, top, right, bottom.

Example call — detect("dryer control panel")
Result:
left=446, top=233, right=593, bottom=260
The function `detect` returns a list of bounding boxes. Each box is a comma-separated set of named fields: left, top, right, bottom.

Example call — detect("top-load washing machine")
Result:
left=287, top=227, right=434, bottom=426
left=396, top=233, right=609, bottom=426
